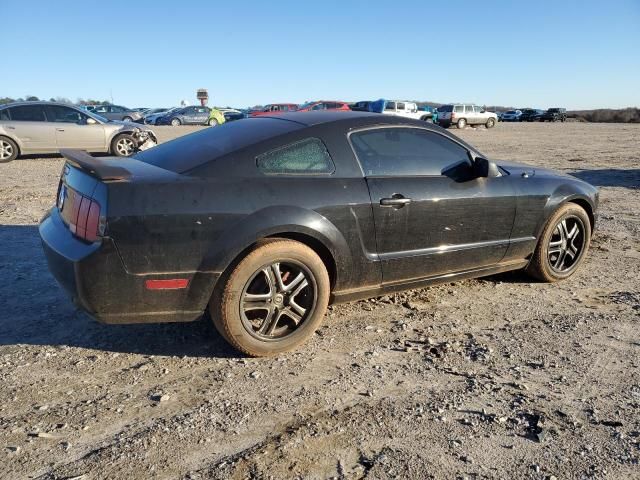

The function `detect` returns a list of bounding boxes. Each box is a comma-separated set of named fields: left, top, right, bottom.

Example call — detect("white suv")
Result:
left=437, top=104, right=497, bottom=129
left=382, top=101, right=434, bottom=122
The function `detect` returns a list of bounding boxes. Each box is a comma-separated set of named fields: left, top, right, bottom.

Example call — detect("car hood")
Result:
left=496, top=160, right=580, bottom=180
left=104, top=121, right=154, bottom=133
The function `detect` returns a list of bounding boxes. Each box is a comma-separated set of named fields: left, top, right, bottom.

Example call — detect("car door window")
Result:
left=94, top=106, right=108, bottom=113
left=396, top=102, right=406, bottom=110
left=385, top=101, right=396, bottom=111
left=257, top=137, right=335, bottom=175
left=465, top=105, right=474, bottom=114
left=350, top=128, right=471, bottom=176
left=111, top=106, right=124, bottom=113
left=311, top=103, right=323, bottom=110
left=7, top=105, right=46, bottom=121
left=46, top=105, right=88, bottom=124
left=453, top=105, right=464, bottom=113
left=0, top=109, right=9, bottom=120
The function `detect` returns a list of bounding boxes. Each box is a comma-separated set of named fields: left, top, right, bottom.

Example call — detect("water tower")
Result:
left=197, top=89, right=209, bottom=106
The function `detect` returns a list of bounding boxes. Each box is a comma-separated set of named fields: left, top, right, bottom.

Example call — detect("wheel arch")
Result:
left=203, top=206, right=351, bottom=297
left=539, top=184, right=597, bottom=238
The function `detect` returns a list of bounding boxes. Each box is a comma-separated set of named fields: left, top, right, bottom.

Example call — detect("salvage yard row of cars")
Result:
left=0, top=99, right=566, bottom=162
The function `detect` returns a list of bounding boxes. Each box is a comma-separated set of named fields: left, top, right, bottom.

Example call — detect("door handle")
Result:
left=380, top=196, right=412, bottom=207
left=56, top=128, right=65, bottom=132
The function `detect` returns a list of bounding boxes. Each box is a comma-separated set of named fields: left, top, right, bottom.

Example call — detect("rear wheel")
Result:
left=456, top=118, right=467, bottom=129
left=526, top=203, right=591, bottom=282
left=210, top=240, right=330, bottom=356
left=111, top=134, right=136, bottom=156
left=208, top=118, right=219, bottom=127
left=123, top=116, right=133, bottom=122
left=171, top=118, right=181, bottom=126
left=485, top=117, right=496, bottom=128
left=0, top=136, right=19, bottom=162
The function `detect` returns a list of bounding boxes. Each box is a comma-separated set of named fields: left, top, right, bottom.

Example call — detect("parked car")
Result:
left=91, top=105, right=143, bottom=123
left=350, top=101, right=372, bottom=112
left=155, top=106, right=211, bottom=126
left=250, top=104, right=298, bottom=117
left=0, top=102, right=157, bottom=162
left=144, top=107, right=178, bottom=125
left=136, top=108, right=169, bottom=124
left=520, top=109, right=544, bottom=122
left=218, top=108, right=246, bottom=123
left=540, top=108, right=567, bottom=122
left=39, top=111, right=598, bottom=356
left=369, top=100, right=435, bottom=122
left=437, top=104, right=498, bottom=128
left=501, top=110, right=523, bottom=122
left=296, top=101, right=350, bottom=112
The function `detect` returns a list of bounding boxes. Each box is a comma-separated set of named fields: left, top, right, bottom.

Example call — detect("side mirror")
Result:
left=474, top=157, right=501, bottom=178
left=86, top=117, right=97, bottom=125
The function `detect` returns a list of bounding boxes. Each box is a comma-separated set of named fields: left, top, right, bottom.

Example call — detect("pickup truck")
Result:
left=540, top=108, right=567, bottom=122
left=369, top=99, right=434, bottom=122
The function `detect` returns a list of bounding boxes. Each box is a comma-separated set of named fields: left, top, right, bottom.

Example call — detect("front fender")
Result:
left=200, top=205, right=352, bottom=285
left=538, top=181, right=598, bottom=237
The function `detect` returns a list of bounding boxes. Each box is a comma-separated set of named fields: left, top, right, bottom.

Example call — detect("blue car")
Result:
left=156, top=106, right=211, bottom=126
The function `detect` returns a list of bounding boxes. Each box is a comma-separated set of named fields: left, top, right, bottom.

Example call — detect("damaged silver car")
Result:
left=0, top=102, right=158, bottom=162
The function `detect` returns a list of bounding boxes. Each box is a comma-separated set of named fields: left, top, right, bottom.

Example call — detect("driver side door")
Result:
left=350, top=127, right=517, bottom=284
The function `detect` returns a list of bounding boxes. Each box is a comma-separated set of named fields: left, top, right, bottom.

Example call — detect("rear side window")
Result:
left=454, top=105, right=464, bottom=113
left=439, top=105, right=453, bottom=113
left=7, top=105, right=46, bottom=121
left=257, top=138, right=335, bottom=175
left=0, top=109, right=9, bottom=120
left=350, top=128, right=471, bottom=176
left=385, top=101, right=396, bottom=111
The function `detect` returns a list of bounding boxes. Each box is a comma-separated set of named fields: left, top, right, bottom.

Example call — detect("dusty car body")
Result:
left=40, top=111, right=598, bottom=356
left=0, top=102, right=157, bottom=161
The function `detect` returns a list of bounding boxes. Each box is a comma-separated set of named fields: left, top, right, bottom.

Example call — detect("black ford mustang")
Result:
left=40, top=111, right=598, bottom=356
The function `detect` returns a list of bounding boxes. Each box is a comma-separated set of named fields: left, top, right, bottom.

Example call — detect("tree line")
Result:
left=0, top=96, right=111, bottom=106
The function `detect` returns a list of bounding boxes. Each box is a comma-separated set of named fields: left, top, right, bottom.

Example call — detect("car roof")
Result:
left=261, top=110, right=385, bottom=126
left=0, top=101, right=84, bottom=109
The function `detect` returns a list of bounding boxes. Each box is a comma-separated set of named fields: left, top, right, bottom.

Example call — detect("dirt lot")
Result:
left=1, top=123, right=639, bottom=479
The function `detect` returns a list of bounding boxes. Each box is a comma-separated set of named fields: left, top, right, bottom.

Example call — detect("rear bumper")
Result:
left=40, top=209, right=218, bottom=324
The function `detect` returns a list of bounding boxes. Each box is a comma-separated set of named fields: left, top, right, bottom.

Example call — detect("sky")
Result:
left=2, top=0, right=639, bottom=110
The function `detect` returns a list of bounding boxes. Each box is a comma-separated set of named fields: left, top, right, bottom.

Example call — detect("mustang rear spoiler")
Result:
left=60, top=149, right=132, bottom=181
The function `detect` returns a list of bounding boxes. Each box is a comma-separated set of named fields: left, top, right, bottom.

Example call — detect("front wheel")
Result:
left=0, top=136, right=19, bottom=162
left=485, top=118, right=496, bottom=128
left=123, top=116, right=133, bottom=122
left=526, top=203, right=591, bottom=282
left=208, top=118, right=219, bottom=127
left=111, top=134, right=136, bottom=157
left=456, top=118, right=467, bottom=129
left=210, top=240, right=330, bottom=356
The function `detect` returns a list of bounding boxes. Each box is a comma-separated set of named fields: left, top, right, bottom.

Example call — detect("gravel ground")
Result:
left=0, top=122, right=639, bottom=479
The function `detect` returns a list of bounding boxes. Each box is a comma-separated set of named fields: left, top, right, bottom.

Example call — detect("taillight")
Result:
left=67, top=192, right=103, bottom=242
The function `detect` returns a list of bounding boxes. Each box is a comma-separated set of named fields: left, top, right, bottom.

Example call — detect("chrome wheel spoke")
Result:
left=553, top=249, right=567, bottom=269
left=567, top=223, right=578, bottom=240
left=282, top=307, right=303, bottom=325
left=258, top=309, right=283, bottom=335
left=283, top=272, right=305, bottom=292
left=270, top=263, right=285, bottom=291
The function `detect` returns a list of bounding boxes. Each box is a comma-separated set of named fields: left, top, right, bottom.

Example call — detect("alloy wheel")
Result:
left=240, top=261, right=316, bottom=340
left=0, top=140, right=13, bottom=160
left=116, top=138, right=135, bottom=156
left=548, top=215, right=585, bottom=272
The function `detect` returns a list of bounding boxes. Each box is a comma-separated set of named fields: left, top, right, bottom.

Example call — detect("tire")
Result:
left=526, top=203, right=591, bottom=282
left=171, top=118, right=181, bottom=126
left=485, top=117, right=496, bottom=128
left=208, top=118, right=218, bottom=127
left=456, top=118, right=467, bottom=129
left=0, top=136, right=19, bottom=162
left=210, top=239, right=330, bottom=356
left=111, top=133, right=137, bottom=157
left=123, top=116, right=133, bottom=122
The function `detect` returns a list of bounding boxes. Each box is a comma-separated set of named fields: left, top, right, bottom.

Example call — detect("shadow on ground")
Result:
left=570, top=169, right=640, bottom=188
left=0, top=225, right=237, bottom=358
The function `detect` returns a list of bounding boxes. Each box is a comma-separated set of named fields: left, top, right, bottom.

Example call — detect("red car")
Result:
left=250, top=104, right=299, bottom=117
left=296, top=101, right=351, bottom=112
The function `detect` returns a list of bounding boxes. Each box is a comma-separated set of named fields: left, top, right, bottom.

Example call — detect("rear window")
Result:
left=256, top=138, right=335, bottom=175
left=438, top=105, right=453, bottom=112
left=134, top=118, right=301, bottom=173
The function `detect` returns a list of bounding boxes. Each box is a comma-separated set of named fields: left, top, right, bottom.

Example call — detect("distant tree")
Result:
left=49, top=97, right=56, bottom=102
left=25, top=95, right=40, bottom=101
left=54, top=97, right=72, bottom=104
left=0, top=97, right=16, bottom=104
